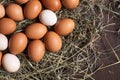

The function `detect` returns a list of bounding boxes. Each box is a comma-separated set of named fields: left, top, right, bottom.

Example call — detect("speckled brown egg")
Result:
left=25, top=23, right=47, bottom=39
left=24, top=0, right=42, bottom=19
left=61, top=0, right=79, bottom=9
left=44, top=31, right=62, bottom=52
left=15, top=0, right=29, bottom=4
left=9, top=33, right=28, bottom=55
left=28, top=40, right=45, bottom=62
left=0, top=51, right=2, bottom=66
left=42, top=0, right=61, bottom=11
left=0, top=4, right=5, bottom=18
left=54, top=18, right=75, bottom=35
left=0, top=18, right=16, bottom=35
left=6, top=3, right=24, bottom=21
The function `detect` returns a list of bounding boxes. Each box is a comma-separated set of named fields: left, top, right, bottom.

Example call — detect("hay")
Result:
left=0, top=0, right=119, bottom=80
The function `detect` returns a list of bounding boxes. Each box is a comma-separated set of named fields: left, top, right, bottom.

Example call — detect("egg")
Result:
left=39, top=10, right=57, bottom=26
left=0, top=18, right=16, bottom=35
left=41, top=0, right=61, bottom=11
left=44, top=31, right=62, bottom=52
left=15, top=0, right=29, bottom=4
left=0, top=51, right=2, bottom=66
left=54, top=18, right=75, bottom=35
left=25, top=23, right=47, bottom=39
left=0, top=3, right=5, bottom=18
left=28, top=40, right=45, bottom=62
left=6, top=4, right=24, bottom=21
left=0, top=34, right=8, bottom=50
left=9, top=33, right=28, bottom=55
left=2, top=53, right=20, bottom=72
left=24, top=0, right=42, bottom=19
left=61, top=0, right=79, bottom=9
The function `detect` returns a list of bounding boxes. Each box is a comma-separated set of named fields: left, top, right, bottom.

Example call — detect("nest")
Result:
left=1, top=0, right=120, bottom=80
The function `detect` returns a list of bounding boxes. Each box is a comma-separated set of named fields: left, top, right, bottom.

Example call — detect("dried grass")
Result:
left=0, top=0, right=119, bottom=80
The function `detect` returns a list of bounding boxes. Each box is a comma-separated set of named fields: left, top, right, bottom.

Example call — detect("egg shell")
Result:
left=24, top=0, right=42, bottom=19
left=0, top=4, right=5, bottom=18
left=44, top=31, right=62, bottom=52
left=0, top=34, right=8, bottom=50
left=39, top=10, right=57, bottom=26
left=2, top=53, right=20, bottom=72
left=6, top=3, right=24, bottom=21
left=0, top=18, right=16, bottom=35
left=61, top=0, right=79, bottom=9
left=42, top=0, right=61, bottom=11
left=54, top=18, right=75, bottom=35
left=9, top=33, right=28, bottom=55
left=0, top=51, right=2, bottom=66
left=28, top=40, right=45, bottom=62
left=25, top=23, right=47, bottom=39
left=15, top=0, right=29, bottom=4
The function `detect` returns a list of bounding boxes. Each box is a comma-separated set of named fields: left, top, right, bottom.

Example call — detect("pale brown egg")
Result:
left=9, top=33, right=28, bottom=55
left=42, top=0, right=61, bottom=11
left=0, top=51, right=2, bottom=66
left=0, top=4, right=5, bottom=18
left=44, top=31, right=62, bottom=52
left=6, top=4, right=24, bottom=21
left=25, top=23, right=47, bottom=39
left=28, top=40, right=45, bottom=62
left=2, top=53, right=20, bottom=72
left=61, top=0, right=79, bottom=9
left=15, top=0, right=29, bottom=4
left=0, top=18, right=16, bottom=35
left=24, top=0, right=42, bottom=19
left=54, top=18, right=75, bottom=35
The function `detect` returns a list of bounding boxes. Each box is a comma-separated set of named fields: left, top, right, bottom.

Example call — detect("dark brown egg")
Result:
left=25, top=23, right=47, bottom=39
left=0, top=18, right=16, bottom=35
left=44, top=31, right=62, bottom=52
left=61, top=0, right=79, bottom=9
left=0, top=4, right=5, bottom=18
left=28, top=40, right=45, bottom=62
left=15, top=0, right=29, bottom=4
left=24, top=0, right=42, bottom=19
left=54, top=18, right=75, bottom=35
left=42, top=0, right=61, bottom=11
left=9, top=33, right=28, bottom=55
left=6, top=4, right=24, bottom=21
left=0, top=51, right=2, bottom=66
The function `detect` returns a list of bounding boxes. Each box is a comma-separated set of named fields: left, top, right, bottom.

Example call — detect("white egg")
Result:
left=0, top=33, right=8, bottom=50
left=39, top=10, right=57, bottom=26
left=2, top=53, right=20, bottom=72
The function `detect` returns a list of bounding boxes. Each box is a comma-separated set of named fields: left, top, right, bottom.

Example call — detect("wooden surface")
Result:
left=92, top=1, right=120, bottom=79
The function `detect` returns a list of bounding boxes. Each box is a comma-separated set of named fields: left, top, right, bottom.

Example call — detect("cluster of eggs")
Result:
left=0, top=0, right=79, bottom=72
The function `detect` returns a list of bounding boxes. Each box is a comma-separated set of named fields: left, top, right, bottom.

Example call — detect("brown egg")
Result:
left=9, top=33, right=28, bottom=55
left=61, top=0, right=79, bottom=9
left=24, top=0, right=42, bottom=19
left=28, top=40, right=45, bottom=62
left=0, top=4, right=5, bottom=18
left=54, top=18, right=75, bottom=35
left=6, top=4, right=24, bottom=21
left=44, top=31, right=62, bottom=52
left=0, top=51, right=2, bottom=66
left=0, top=18, right=16, bottom=35
left=25, top=23, right=47, bottom=39
left=42, top=0, right=61, bottom=11
left=15, top=0, right=29, bottom=4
